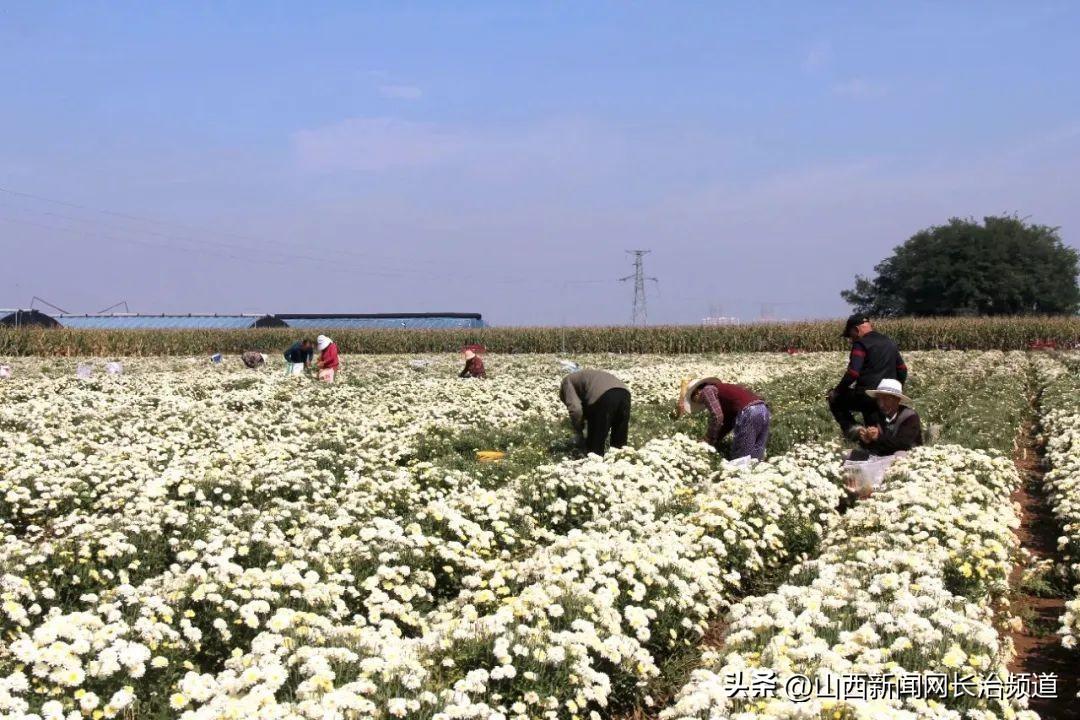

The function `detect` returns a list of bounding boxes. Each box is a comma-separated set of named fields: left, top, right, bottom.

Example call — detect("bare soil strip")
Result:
left=1008, top=417, right=1080, bottom=719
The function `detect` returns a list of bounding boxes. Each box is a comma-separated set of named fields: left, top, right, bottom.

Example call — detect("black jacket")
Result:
left=863, top=407, right=922, bottom=455
left=284, top=342, right=313, bottom=364
left=836, top=331, right=908, bottom=392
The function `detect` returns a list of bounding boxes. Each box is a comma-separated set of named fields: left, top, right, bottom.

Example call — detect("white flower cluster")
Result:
left=1031, top=353, right=1080, bottom=651
left=0, top=354, right=847, bottom=719
left=0, top=351, right=1032, bottom=719
left=662, top=444, right=1031, bottom=720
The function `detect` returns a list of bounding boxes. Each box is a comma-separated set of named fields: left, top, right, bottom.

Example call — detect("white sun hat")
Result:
left=678, top=376, right=722, bottom=416
left=463, top=349, right=476, bottom=360
left=865, top=378, right=912, bottom=406
left=316, top=335, right=332, bottom=351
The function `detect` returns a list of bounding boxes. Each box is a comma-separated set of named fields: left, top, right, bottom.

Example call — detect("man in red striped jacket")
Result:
left=827, top=314, right=908, bottom=441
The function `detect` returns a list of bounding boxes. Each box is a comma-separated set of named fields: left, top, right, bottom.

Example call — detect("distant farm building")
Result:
left=0, top=311, right=484, bottom=330
left=702, top=316, right=741, bottom=326
left=0, top=309, right=62, bottom=328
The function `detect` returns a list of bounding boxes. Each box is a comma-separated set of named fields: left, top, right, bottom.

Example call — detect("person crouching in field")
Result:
left=315, top=335, right=339, bottom=382
left=241, top=351, right=267, bottom=369
left=678, top=378, right=771, bottom=460
left=284, top=338, right=314, bottom=375
left=850, top=379, right=922, bottom=459
left=459, top=346, right=486, bottom=378
left=827, top=314, right=908, bottom=441
left=559, top=368, right=631, bottom=456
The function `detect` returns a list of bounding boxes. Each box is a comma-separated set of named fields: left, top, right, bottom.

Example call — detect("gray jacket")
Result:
left=559, top=369, right=628, bottom=431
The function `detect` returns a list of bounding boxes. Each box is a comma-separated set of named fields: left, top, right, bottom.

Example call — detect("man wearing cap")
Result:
left=854, top=378, right=922, bottom=457
left=559, top=368, right=631, bottom=456
left=827, top=314, right=908, bottom=441
left=677, top=378, right=771, bottom=460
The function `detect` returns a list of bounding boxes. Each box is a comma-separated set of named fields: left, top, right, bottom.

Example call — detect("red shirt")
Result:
left=319, top=343, right=339, bottom=370
left=461, top=356, right=486, bottom=378
left=697, top=382, right=764, bottom=445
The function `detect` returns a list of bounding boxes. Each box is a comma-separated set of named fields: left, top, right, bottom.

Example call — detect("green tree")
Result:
left=843, top=215, right=1080, bottom=316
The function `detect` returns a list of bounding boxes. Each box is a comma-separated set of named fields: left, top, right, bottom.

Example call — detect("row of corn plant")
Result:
left=1, top=316, right=1079, bottom=356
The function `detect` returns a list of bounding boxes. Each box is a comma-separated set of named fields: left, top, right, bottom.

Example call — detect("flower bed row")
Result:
left=2, top=432, right=845, bottom=719
left=661, top=445, right=1032, bottom=720
left=1031, top=354, right=1080, bottom=652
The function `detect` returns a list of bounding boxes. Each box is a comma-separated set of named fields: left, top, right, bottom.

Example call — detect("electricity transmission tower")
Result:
left=619, top=250, right=657, bottom=326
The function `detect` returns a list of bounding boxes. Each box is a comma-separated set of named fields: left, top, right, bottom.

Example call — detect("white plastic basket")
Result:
left=76, top=363, right=93, bottom=379
left=0, top=365, right=10, bottom=379
left=105, top=362, right=123, bottom=375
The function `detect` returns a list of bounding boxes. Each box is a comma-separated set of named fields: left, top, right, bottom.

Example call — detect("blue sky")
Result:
left=2, top=1, right=1078, bottom=324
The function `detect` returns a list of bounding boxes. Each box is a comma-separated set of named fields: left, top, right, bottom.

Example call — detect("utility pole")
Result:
left=619, top=250, right=657, bottom=326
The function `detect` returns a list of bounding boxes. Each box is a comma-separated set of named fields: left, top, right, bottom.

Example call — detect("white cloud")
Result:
left=802, top=41, right=832, bottom=73
left=291, top=115, right=633, bottom=178
left=378, top=84, right=423, bottom=100
left=831, top=78, right=887, bottom=99
left=293, top=117, right=464, bottom=172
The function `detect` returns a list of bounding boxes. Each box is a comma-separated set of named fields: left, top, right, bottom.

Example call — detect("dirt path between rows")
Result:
left=1007, top=417, right=1080, bottom=719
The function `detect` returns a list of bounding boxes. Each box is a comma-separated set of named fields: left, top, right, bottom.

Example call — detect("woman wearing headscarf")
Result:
left=315, top=335, right=339, bottom=382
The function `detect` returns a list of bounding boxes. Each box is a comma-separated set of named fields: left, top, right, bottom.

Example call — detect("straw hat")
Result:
left=677, top=377, right=722, bottom=416
left=463, top=349, right=476, bottom=360
left=865, top=378, right=912, bottom=406
left=316, top=335, right=332, bottom=351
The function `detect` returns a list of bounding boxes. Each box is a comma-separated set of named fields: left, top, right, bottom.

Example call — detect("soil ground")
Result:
left=1007, top=420, right=1080, bottom=719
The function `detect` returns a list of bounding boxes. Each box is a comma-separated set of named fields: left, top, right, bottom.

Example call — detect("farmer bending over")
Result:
left=678, top=378, right=771, bottom=460
left=284, top=338, right=314, bottom=374
left=315, top=335, right=339, bottom=382
left=851, top=379, right=922, bottom=458
left=560, top=367, right=631, bottom=456
left=827, top=314, right=908, bottom=441
left=241, top=351, right=267, bottom=369
left=459, top=346, right=487, bottom=379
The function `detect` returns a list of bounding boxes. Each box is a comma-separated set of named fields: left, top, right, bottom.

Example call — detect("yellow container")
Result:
left=476, top=450, right=506, bottom=462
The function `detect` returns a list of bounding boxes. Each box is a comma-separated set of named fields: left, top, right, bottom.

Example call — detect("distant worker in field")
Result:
left=315, top=335, right=339, bottom=382
left=851, top=379, right=922, bottom=458
left=827, top=314, right=908, bottom=441
left=559, top=367, right=631, bottom=456
left=459, top=345, right=487, bottom=379
left=241, top=351, right=267, bottom=369
left=677, top=378, right=771, bottom=460
left=284, top=338, right=315, bottom=375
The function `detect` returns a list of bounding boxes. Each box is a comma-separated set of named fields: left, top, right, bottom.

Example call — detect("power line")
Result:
left=0, top=210, right=612, bottom=291
left=0, top=184, right=528, bottom=278
left=0, top=197, right=435, bottom=278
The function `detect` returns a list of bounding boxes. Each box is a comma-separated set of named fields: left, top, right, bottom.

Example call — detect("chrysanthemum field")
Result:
left=1, top=351, right=1077, bottom=720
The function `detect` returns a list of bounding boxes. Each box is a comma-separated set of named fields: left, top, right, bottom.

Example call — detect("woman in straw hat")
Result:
left=677, top=378, right=770, bottom=460
left=854, top=378, right=922, bottom=457
left=459, top=345, right=487, bottom=379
